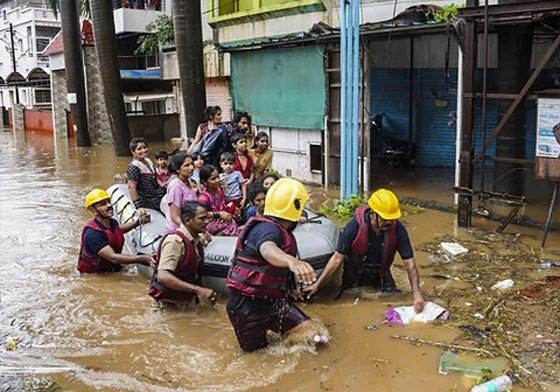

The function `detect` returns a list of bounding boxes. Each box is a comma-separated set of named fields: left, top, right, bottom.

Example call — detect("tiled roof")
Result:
left=44, top=19, right=95, bottom=56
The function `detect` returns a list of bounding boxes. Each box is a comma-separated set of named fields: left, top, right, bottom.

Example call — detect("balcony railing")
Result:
left=209, top=0, right=325, bottom=22
left=118, top=54, right=160, bottom=70
left=14, top=0, right=49, bottom=9
left=113, top=0, right=162, bottom=11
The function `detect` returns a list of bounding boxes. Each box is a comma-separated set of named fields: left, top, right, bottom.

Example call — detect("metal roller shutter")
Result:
left=206, top=78, right=232, bottom=122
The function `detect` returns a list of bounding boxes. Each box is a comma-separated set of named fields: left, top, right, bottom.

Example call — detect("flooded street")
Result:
left=1, top=129, right=559, bottom=392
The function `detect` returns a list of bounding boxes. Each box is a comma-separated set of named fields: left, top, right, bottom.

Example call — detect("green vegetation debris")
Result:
left=433, top=3, right=461, bottom=22
left=318, top=195, right=424, bottom=222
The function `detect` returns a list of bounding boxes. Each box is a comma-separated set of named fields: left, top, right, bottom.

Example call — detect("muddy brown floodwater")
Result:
left=1, top=129, right=559, bottom=392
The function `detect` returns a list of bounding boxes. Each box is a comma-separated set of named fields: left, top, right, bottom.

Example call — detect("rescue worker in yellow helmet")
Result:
left=304, top=189, right=425, bottom=313
left=226, top=178, right=323, bottom=352
left=78, top=189, right=155, bottom=273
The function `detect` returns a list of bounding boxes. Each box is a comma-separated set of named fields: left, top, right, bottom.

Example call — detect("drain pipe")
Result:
left=455, top=49, right=463, bottom=206
left=324, top=115, right=329, bottom=190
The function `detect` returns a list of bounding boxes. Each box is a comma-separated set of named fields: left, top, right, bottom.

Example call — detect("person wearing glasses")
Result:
left=303, top=189, right=425, bottom=313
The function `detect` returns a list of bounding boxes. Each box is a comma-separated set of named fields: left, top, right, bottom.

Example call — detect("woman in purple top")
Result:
left=165, top=152, right=198, bottom=233
left=197, top=165, right=240, bottom=236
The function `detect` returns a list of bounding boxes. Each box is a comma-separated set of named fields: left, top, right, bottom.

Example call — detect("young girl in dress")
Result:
left=155, top=150, right=171, bottom=188
left=231, top=132, right=254, bottom=184
left=190, top=153, right=205, bottom=192
left=197, top=165, right=240, bottom=236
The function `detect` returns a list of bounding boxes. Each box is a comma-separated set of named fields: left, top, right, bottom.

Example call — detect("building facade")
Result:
left=0, top=0, right=60, bottom=111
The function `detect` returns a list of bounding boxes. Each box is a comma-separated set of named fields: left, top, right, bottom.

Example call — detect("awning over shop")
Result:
left=120, top=69, right=161, bottom=79
left=231, top=45, right=326, bottom=130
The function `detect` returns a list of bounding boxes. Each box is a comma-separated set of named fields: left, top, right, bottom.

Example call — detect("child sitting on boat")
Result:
left=244, top=180, right=267, bottom=221
left=219, top=152, right=247, bottom=208
left=231, top=132, right=254, bottom=184
left=190, top=153, right=205, bottom=193
left=155, top=150, right=171, bottom=188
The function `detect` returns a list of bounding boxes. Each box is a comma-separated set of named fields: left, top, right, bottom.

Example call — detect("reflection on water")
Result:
left=0, top=130, right=557, bottom=392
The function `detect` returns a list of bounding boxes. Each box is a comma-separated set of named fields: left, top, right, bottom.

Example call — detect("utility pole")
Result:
left=340, top=0, right=360, bottom=198
left=9, top=23, right=19, bottom=104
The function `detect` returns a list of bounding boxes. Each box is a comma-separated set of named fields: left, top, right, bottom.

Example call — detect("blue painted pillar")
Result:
left=340, top=0, right=361, bottom=199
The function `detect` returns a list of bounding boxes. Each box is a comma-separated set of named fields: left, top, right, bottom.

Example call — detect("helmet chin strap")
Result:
left=287, top=221, right=298, bottom=232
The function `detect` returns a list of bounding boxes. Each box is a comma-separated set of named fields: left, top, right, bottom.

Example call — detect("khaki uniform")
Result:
left=158, top=224, right=200, bottom=272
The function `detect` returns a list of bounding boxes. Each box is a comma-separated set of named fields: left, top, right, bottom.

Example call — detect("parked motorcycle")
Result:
left=370, top=113, right=416, bottom=168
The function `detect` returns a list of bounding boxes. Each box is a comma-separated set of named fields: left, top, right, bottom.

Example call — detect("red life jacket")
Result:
left=77, top=219, right=125, bottom=273
left=149, top=230, right=203, bottom=302
left=340, top=206, right=398, bottom=291
left=226, top=216, right=297, bottom=299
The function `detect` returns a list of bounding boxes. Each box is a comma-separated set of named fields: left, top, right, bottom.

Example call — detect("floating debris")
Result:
left=420, top=230, right=559, bottom=387
left=438, top=351, right=509, bottom=379
left=385, top=302, right=449, bottom=325
left=6, top=336, right=20, bottom=351
left=518, top=276, right=560, bottom=300
left=440, top=242, right=469, bottom=257
left=491, top=279, right=514, bottom=291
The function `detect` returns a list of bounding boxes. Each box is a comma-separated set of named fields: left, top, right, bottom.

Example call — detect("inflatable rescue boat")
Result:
left=107, top=184, right=339, bottom=295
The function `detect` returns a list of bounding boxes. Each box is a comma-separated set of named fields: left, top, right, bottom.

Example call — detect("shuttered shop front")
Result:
left=206, top=78, right=232, bottom=122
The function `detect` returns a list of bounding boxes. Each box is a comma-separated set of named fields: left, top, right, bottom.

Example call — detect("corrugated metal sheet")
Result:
left=370, top=69, right=411, bottom=142
left=415, top=69, right=461, bottom=167
left=206, top=79, right=233, bottom=122
left=369, top=68, right=541, bottom=168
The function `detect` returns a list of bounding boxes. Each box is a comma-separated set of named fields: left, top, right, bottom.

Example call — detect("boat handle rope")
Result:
left=303, top=214, right=323, bottom=224
left=137, top=223, right=162, bottom=250
left=111, top=194, right=136, bottom=223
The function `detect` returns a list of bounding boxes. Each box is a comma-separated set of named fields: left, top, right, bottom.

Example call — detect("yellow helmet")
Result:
left=85, top=189, right=111, bottom=208
left=264, top=178, right=309, bottom=222
left=368, top=189, right=401, bottom=220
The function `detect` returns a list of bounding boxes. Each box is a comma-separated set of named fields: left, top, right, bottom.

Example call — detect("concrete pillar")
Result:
left=83, top=46, right=113, bottom=144
left=52, top=70, right=70, bottom=139
left=12, top=104, right=25, bottom=132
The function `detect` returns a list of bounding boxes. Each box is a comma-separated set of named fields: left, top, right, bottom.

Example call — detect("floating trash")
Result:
left=440, top=242, right=469, bottom=257
left=385, top=302, right=449, bottom=325
left=491, top=279, right=514, bottom=291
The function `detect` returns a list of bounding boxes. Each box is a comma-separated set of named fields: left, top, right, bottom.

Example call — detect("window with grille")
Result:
left=34, top=89, right=51, bottom=104
left=36, top=38, right=50, bottom=53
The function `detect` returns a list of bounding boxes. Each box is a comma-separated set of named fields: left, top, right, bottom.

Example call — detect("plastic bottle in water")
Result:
left=471, top=375, right=513, bottom=392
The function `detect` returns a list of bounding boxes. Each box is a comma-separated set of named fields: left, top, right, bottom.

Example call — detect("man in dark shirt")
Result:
left=78, top=189, right=155, bottom=273
left=226, top=178, right=322, bottom=352
left=304, top=189, right=425, bottom=313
